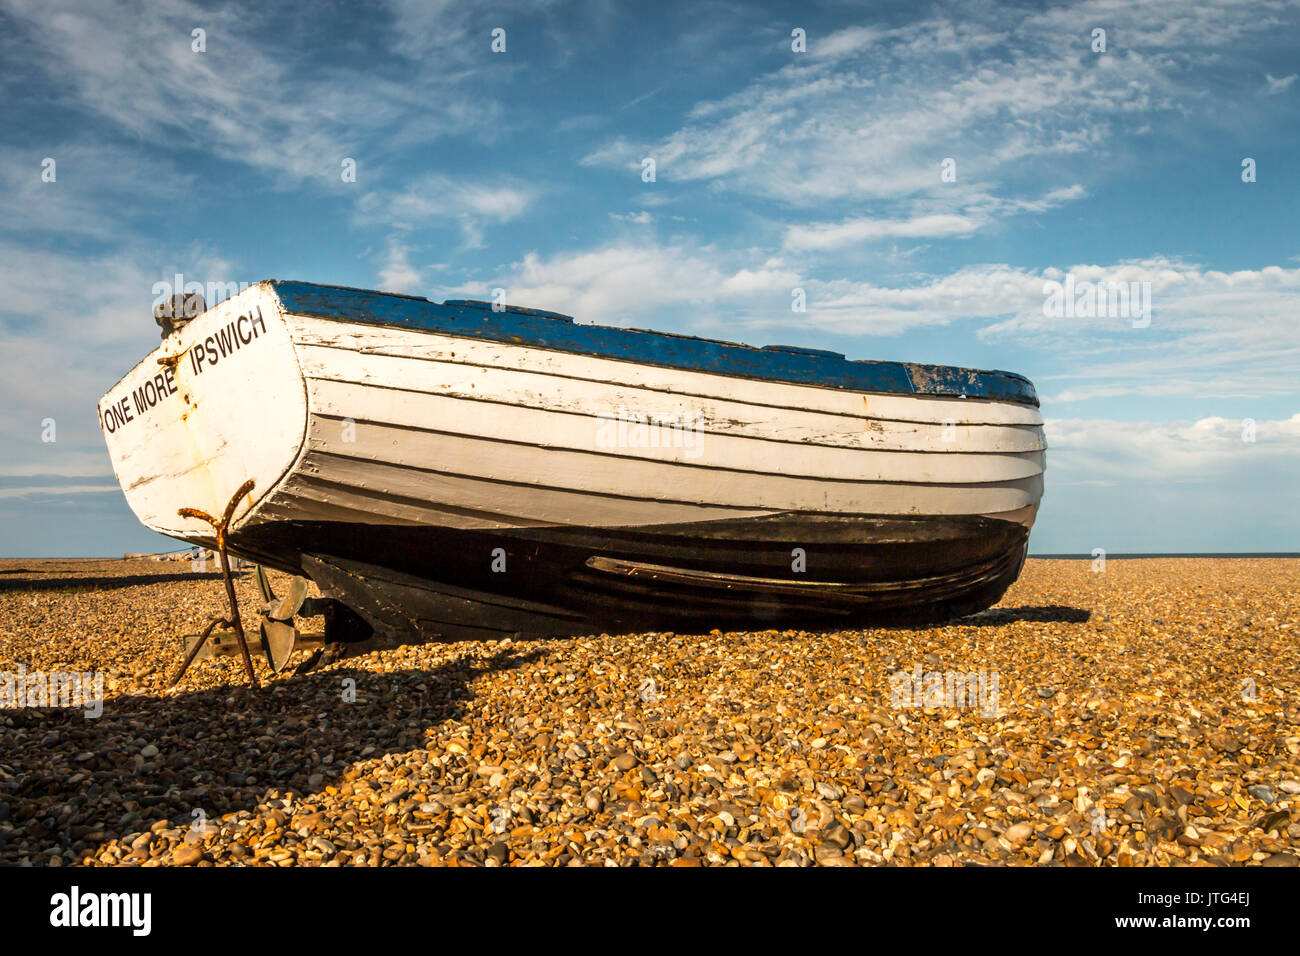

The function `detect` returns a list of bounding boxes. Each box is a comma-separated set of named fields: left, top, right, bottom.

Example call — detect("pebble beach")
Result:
left=1, top=556, right=1297, bottom=867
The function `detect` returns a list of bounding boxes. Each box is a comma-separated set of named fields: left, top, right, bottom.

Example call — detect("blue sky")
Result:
left=1, top=0, right=1298, bottom=556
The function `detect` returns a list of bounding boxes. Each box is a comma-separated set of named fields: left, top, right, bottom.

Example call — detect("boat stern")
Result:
left=97, top=282, right=308, bottom=545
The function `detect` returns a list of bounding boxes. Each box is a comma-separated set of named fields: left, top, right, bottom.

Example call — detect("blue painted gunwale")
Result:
left=271, top=280, right=1038, bottom=407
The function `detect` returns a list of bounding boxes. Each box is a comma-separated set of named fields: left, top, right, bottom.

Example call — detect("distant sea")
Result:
left=1030, top=553, right=1300, bottom=559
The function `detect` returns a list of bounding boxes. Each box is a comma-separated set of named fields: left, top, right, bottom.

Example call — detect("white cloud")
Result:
left=0, top=145, right=195, bottom=240
left=784, top=214, right=979, bottom=251
left=386, top=0, right=481, bottom=61
left=1045, top=414, right=1300, bottom=486
left=739, top=256, right=1300, bottom=396
left=1033, top=411, right=1300, bottom=551
left=0, top=0, right=495, bottom=184
left=442, top=241, right=800, bottom=326
left=582, top=2, right=1287, bottom=214
left=979, top=259, right=1300, bottom=401
left=1264, top=72, right=1298, bottom=94
left=355, top=173, right=538, bottom=247
left=784, top=264, right=1039, bottom=335
left=0, top=239, right=236, bottom=489
left=377, top=239, right=424, bottom=294
left=0, top=244, right=195, bottom=347
left=811, top=26, right=886, bottom=60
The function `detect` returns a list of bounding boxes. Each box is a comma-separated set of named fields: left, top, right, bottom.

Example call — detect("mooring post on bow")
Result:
left=169, top=478, right=259, bottom=688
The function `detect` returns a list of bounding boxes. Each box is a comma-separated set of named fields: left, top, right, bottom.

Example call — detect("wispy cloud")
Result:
left=376, top=238, right=424, bottom=293
left=784, top=213, right=979, bottom=251
left=0, top=239, right=234, bottom=499
left=444, top=240, right=800, bottom=326
left=779, top=185, right=1088, bottom=252
left=0, top=144, right=195, bottom=240
left=582, top=3, right=1289, bottom=219
left=1045, top=414, right=1300, bottom=486
left=1, top=0, right=496, bottom=184
left=356, top=173, right=538, bottom=247
left=1264, top=72, right=1298, bottom=95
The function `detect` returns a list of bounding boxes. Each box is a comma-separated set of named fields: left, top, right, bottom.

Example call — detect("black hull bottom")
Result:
left=230, top=513, right=1031, bottom=641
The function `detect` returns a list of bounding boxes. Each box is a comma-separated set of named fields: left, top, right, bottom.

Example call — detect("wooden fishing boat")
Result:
left=99, top=280, right=1044, bottom=653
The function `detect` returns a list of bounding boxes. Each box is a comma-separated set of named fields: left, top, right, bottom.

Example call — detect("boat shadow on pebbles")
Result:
left=0, top=646, right=544, bottom=866
left=955, top=605, right=1091, bottom=626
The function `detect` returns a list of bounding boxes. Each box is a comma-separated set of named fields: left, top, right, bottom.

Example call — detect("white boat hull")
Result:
left=99, top=281, right=1046, bottom=637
